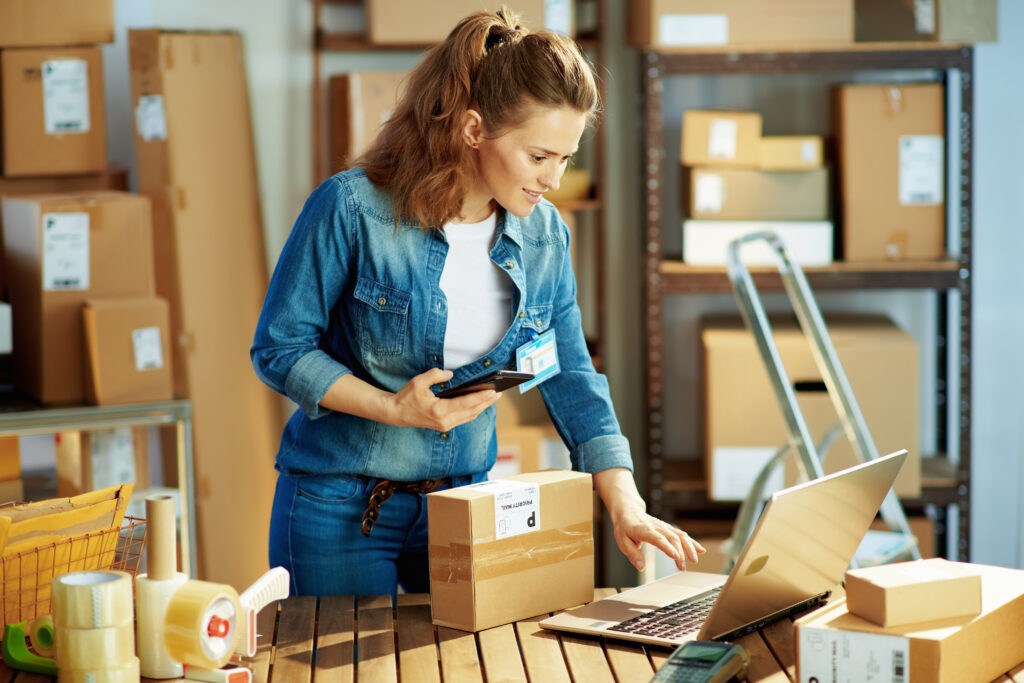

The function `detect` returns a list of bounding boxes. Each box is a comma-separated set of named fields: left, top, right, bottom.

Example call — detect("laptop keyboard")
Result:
left=607, top=587, right=722, bottom=640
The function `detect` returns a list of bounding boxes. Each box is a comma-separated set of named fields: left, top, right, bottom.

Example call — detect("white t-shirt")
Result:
left=440, top=213, right=514, bottom=370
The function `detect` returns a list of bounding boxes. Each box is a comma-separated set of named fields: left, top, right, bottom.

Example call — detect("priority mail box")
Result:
left=700, top=315, right=919, bottom=500
left=367, top=0, right=574, bottom=46
left=855, top=0, right=997, bottom=43
left=836, top=83, right=945, bottom=261
left=682, top=219, right=833, bottom=267
left=681, top=110, right=761, bottom=167
left=1, top=192, right=154, bottom=403
left=329, top=71, right=408, bottom=173
left=0, top=0, right=114, bottom=47
left=1, top=47, right=106, bottom=176
left=845, top=559, right=982, bottom=627
left=797, top=564, right=1024, bottom=683
left=759, top=136, right=824, bottom=170
left=428, top=470, right=593, bottom=632
left=685, top=167, right=829, bottom=221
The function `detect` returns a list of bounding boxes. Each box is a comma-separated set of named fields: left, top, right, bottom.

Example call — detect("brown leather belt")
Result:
left=360, top=477, right=451, bottom=537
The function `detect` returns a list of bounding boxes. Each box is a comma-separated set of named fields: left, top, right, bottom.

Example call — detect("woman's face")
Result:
left=469, top=104, right=588, bottom=220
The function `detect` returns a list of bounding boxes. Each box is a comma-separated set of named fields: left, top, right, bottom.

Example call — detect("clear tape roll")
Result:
left=136, top=571, right=189, bottom=678
left=164, top=580, right=242, bottom=669
left=51, top=570, right=134, bottom=629
left=56, top=656, right=140, bottom=683
left=54, top=622, right=136, bottom=671
left=28, top=614, right=55, bottom=657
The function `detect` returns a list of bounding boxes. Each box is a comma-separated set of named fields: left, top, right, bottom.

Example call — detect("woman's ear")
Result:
left=461, top=109, right=484, bottom=149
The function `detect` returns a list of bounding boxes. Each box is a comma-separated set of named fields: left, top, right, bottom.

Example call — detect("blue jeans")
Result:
left=269, top=471, right=485, bottom=597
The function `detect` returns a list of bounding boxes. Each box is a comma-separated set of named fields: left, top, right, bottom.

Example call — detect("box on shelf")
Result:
left=700, top=314, right=920, bottom=501
left=0, top=0, right=113, bottom=48
left=681, top=110, right=762, bottom=167
left=0, top=437, right=20, bottom=482
left=494, top=388, right=570, bottom=477
left=83, top=297, right=174, bottom=406
left=855, top=0, right=997, bottom=44
left=55, top=427, right=147, bottom=498
left=0, top=47, right=106, bottom=177
left=1, top=191, right=154, bottom=404
left=428, top=470, right=593, bottom=632
left=545, top=168, right=591, bottom=203
left=684, top=167, right=829, bottom=221
left=871, top=515, right=936, bottom=558
left=797, top=564, right=1024, bottom=683
left=628, top=0, right=853, bottom=48
left=682, top=219, right=833, bottom=267
left=367, top=0, right=574, bottom=46
left=758, top=135, right=824, bottom=170
left=836, top=83, right=945, bottom=261
left=0, top=478, right=24, bottom=504
left=845, top=558, right=982, bottom=627
left=329, top=71, right=408, bottom=173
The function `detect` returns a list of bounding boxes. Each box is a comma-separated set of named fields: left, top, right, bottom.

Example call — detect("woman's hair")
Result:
left=360, top=6, right=600, bottom=229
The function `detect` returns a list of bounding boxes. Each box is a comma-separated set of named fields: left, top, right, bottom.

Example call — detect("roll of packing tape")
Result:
left=54, top=621, right=136, bottom=671
left=57, top=656, right=140, bottom=683
left=136, top=571, right=190, bottom=678
left=28, top=614, right=55, bottom=657
left=164, top=580, right=242, bottom=669
left=51, top=571, right=134, bottom=629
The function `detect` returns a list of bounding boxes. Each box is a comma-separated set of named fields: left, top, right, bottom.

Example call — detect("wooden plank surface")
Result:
left=478, top=624, right=528, bottom=683
left=250, top=600, right=279, bottom=683
left=437, top=626, right=484, bottom=683
left=516, top=617, right=573, bottom=683
left=757, top=617, right=798, bottom=682
left=396, top=594, right=440, bottom=683
left=356, top=595, right=397, bottom=682
left=270, top=594, right=316, bottom=683
left=315, top=595, right=355, bottom=683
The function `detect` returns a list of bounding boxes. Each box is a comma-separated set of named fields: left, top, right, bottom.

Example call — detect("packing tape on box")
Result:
left=429, top=521, right=593, bottom=583
left=57, top=656, right=141, bottom=683
left=164, top=580, right=242, bottom=669
left=136, top=571, right=190, bottom=678
left=54, top=621, right=136, bottom=671
left=52, top=570, right=134, bottom=629
left=28, top=614, right=55, bottom=657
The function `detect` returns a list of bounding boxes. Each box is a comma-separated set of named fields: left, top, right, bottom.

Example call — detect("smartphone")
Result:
left=650, top=641, right=748, bottom=683
left=435, top=370, right=535, bottom=398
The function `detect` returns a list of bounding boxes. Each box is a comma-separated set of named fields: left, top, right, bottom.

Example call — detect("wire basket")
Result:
left=0, top=515, right=146, bottom=625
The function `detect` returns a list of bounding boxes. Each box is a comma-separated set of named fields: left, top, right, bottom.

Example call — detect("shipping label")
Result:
left=544, top=0, right=572, bottom=35
left=898, top=135, right=944, bottom=206
left=468, top=480, right=541, bottom=540
left=708, top=118, right=739, bottom=159
left=799, top=627, right=909, bottom=683
left=42, top=212, right=90, bottom=291
left=42, top=59, right=91, bottom=135
left=135, top=95, right=168, bottom=141
left=694, top=173, right=724, bottom=214
left=132, top=326, right=165, bottom=371
left=659, top=14, right=728, bottom=46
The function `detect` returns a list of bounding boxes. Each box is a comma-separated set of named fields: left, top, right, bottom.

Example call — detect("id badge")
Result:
left=516, top=329, right=559, bottom=393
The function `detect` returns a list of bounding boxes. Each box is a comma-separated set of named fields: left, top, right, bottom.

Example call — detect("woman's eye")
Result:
left=531, top=155, right=545, bottom=163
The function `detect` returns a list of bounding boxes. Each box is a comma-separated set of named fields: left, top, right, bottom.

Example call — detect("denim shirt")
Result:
left=251, top=168, right=632, bottom=480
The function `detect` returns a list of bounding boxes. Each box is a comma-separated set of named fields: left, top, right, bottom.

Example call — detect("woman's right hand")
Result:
left=387, top=368, right=501, bottom=431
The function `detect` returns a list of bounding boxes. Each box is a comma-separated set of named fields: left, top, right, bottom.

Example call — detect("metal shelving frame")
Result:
left=641, top=46, right=974, bottom=561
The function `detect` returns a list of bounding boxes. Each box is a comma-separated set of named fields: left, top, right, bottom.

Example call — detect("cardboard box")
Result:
left=685, top=167, right=829, bottom=221
left=545, top=168, right=591, bottom=203
left=797, top=564, right=1024, bottom=683
left=428, top=470, right=593, bottom=631
left=682, top=219, right=833, bottom=267
left=0, top=0, right=114, bottom=47
left=836, top=83, right=946, bottom=261
left=494, top=389, right=570, bottom=477
left=1, top=47, right=107, bottom=177
left=1, top=191, right=155, bottom=404
left=701, top=315, right=920, bottom=500
left=759, top=135, right=824, bottom=170
left=329, top=71, right=408, bottom=173
left=367, top=0, right=574, bottom=46
left=628, top=0, right=853, bottom=48
left=55, top=428, right=148, bottom=497
left=681, top=110, right=762, bottom=167
left=0, top=437, right=19, bottom=481
left=83, top=297, right=174, bottom=405
left=0, top=478, right=24, bottom=503
left=855, top=0, right=997, bottom=43
left=846, top=559, right=982, bottom=627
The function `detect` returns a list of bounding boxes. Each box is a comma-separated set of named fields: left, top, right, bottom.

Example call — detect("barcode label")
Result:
left=798, top=627, right=909, bottom=683
left=893, top=649, right=906, bottom=683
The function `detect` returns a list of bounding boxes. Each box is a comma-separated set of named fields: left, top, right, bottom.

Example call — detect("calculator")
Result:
left=650, top=641, right=748, bottom=683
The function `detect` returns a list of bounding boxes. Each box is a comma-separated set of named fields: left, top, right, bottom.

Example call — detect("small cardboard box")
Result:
left=682, top=219, right=833, bottom=267
left=1, top=47, right=107, bottom=177
left=797, top=564, right=1024, bottom=683
left=759, top=135, right=824, bottom=170
left=0, top=437, right=20, bottom=482
left=836, top=83, right=945, bottom=261
left=681, top=110, right=762, bottom=167
left=1, top=191, right=155, bottom=403
left=845, top=559, right=982, bottom=627
left=685, top=167, right=829, bottom=221
left=55, top=428, right=149, bottom=497
left=367, top=0, right=574, bottom=46
left=0, top=0, right=114, bottom=47
left=329, top=71, right=408, bottom=173
left=628, top=0, right=853, bottom=48
left=83, top=297, right=174, bottom=405
left=428, top=470, right=593, bottom=632
left=855, top=0, right=997, bottom=43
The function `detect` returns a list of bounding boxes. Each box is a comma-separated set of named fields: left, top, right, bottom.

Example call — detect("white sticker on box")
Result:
left=799, top=627, right=909, bottom=683
left=135, top=94, right=168, bottom=141
left=710, top=447, right=785, bottom=502
left=898, top=135, right=944, bottom=205
left=465, top=480, right=541, bottom=539
left=658, top=14, right=728, bottom=46
left=914, top=0, right=937, bottom=34
left=132, top=326, right=164, bottom=371
left=544, top=0, right=572, bottom=36
left=694, top=173, right=724, bottom=214
left=708, top=118, right=738, bottom=160
left=42, top=59, right=90, bottom=135
left=800, top=140, right=817, bottom=163
left=89, top=428, right=137, bottom=491
left=42, top=212, right=90, bottom=291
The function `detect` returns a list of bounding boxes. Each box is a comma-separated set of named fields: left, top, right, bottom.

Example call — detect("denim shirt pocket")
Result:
left=353, top=276, right=412, bottom=356
left=518, top=304, right=553, bottom=344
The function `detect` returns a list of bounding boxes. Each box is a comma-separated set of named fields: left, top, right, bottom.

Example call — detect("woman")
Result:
left=251, top=7, right=704, bottom=597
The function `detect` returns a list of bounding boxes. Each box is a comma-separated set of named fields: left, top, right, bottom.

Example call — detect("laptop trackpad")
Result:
left=559, top=571, right=726, bottom=622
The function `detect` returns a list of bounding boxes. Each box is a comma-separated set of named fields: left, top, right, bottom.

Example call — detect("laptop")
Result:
left=540, top=449, right=908, bottom=647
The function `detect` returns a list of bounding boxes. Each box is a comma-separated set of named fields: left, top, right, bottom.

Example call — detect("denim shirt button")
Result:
left=518, top=311, right=525, bottom=319
left=535, top=318, right=543, bottom=326
left=377, top=296, right=387, bottom=306
left=440, top=432, right=449, bottom=440
left=504, top=261, right=515, bottom=269
left=483, top=359, right=493, bottom=367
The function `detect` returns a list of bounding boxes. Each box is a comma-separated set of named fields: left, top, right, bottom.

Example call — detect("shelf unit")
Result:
left=641, top=46, right=974, bottom=560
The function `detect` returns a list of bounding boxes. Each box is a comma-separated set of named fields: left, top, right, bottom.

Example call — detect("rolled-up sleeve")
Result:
left=251, top=177, right=354, bottom=419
